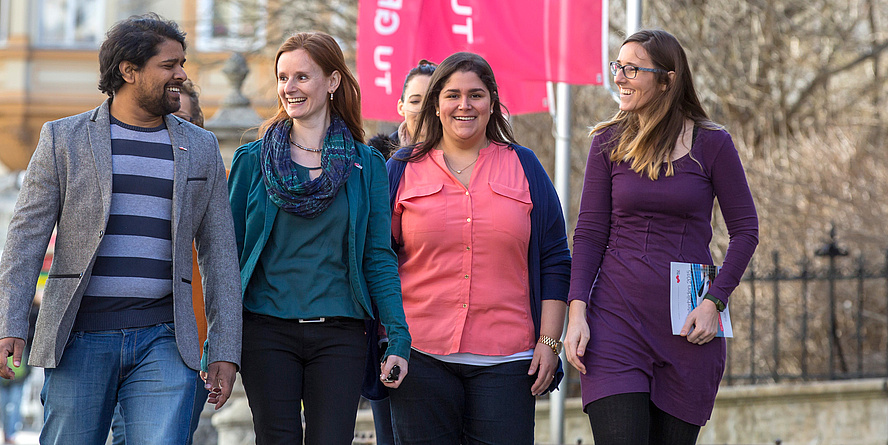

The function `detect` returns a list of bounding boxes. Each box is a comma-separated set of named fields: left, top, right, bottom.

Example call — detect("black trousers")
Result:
left=389, top=352, right=536, bottom=445
left=240, top=311, right=368, bottom=445
left=585, top=392, right=701, bottom=445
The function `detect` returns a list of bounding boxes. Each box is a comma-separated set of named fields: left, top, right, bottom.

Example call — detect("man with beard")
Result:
left=0, top=13, right=241, bottom=444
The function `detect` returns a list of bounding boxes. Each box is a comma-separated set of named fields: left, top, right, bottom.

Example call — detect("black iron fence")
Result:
left=724, top=229, right=888, bottom=385
left=560, top=228, right=888, bottom=397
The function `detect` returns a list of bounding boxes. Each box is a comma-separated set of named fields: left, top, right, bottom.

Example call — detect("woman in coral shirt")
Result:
left=386, top=52, right=571, bottom=444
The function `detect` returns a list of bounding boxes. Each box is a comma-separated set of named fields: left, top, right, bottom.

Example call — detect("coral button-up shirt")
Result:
left=392, top=143, right=534, bottom=356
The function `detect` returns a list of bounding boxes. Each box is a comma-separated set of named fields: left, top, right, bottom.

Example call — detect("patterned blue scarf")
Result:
left=261, top=115, right=356, bottom=218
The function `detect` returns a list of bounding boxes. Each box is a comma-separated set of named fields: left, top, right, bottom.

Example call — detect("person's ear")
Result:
left=329, top=70, right=342, bottom=93
left=662, top=71, right=676, bottom=91
left=397, top=99, right=406, bottom=118
left=119, top=61, right=137, bottom=84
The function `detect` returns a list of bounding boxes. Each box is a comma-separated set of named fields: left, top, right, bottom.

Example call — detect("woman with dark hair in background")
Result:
left=363, top=59, right=436, bottom=445
left=228, top=32, right=410, bottom=445
left=367, top=59, right=437, bottom=160
left=564, top=29, right=758, bottom=444
left=394, top=59, right=436, bottom=148
left=386, top=51, right=571, bottom=444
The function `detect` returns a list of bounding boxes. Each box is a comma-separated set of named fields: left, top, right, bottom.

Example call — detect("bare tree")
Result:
left=650, top=0, right=888, bottom=154
left=212, top=0, right=358, bottom=59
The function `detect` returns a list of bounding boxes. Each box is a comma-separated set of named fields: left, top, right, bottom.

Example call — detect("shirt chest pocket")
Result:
left=488, top=182, right=533, bottom=241
left=398, top=183, right=446, bottom=234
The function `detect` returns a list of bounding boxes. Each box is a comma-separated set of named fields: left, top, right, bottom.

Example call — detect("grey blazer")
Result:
left=0, top=100, right=242, bottom=370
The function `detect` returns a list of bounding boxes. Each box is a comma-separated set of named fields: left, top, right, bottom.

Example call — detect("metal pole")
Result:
left=548, top=1, right=613, bottom=441
left=800, top=256, right=809, bottom=380
left=856, top=254, right=865, bottom=377
left=749, top=259, right=757, bottom=382
left=549, top=81, right=571, bottom=445
left=828, top=254, right=837, bottom=379
left=772, top=251, right=780, bottom=383
left=816, top=225, right=848, bottom=379
left=554, top=82, right=572, bottom=219
left=626, top=0, right=642, bottom=35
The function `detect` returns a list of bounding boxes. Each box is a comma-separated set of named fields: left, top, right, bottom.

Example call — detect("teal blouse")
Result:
left=229, top=140, right=411, bottom=361
left=244, top=163, right=362, bottom=319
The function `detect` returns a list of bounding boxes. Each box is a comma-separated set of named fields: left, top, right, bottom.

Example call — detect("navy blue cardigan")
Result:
left=365, top=144, right=571, bottom=397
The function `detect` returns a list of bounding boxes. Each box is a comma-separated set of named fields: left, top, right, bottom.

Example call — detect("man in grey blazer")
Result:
left=0, top=14, right=242, bottom=444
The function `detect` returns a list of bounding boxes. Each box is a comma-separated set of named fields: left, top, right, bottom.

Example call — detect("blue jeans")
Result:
left=388, top=352, right=537, bottom=445
left=109, top=375, right=209, bottom=445
left=1, top=380, right=24, bottom=441
left=40, top=323, right=198, bottom=445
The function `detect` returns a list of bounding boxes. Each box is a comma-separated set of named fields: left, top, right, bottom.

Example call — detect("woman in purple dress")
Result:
left=564, top=29, right=758, bottom=444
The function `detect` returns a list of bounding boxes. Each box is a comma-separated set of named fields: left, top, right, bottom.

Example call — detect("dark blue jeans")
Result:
left=369, top=397, right=395, bottom=445
left=240, top=311, right=367, bottom=445
left=389, top=352, right=536, bottom=445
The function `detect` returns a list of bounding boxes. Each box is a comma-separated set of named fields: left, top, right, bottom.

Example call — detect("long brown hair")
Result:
left=593, top=29, right=719, bottom=180
left=259, top=32, right=364, bottom=143
left=397, top=52, right=517, bottom=162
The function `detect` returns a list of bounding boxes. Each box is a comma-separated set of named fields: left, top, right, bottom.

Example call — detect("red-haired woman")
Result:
left=228, top=32, right=410, bottom=445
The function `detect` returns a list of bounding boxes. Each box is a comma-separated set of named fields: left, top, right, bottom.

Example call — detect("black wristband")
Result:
left=703, top=294, right=726, bottom=312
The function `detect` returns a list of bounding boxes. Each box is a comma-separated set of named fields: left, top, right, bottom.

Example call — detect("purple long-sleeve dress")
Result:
left=568, top=125, right=758, bottom=426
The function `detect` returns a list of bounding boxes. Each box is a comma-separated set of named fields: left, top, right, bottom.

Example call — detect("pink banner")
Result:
left=357, top=0, right=603, bottom=122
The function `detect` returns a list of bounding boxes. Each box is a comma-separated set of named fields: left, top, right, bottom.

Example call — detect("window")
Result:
left=0, top=0, right=10, bottom=46
left=37, top=0, right=106, bottom=47
left=196, top=0, right=266, bottom=52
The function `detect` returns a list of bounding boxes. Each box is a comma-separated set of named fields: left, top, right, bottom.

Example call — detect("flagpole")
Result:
left=549, top=3, right=640, bottom=445
left=550, top=81, right=571, bottom=445
left=552, top=0, right=629, bottom=442
left=627, top=0, right=642, bottom=35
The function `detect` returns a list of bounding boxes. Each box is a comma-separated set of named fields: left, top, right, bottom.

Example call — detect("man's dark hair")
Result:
left=98, top=13, right=186, bottom=97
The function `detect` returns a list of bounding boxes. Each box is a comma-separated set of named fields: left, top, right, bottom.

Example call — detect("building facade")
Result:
left=0, top=0, right=277, bottom=171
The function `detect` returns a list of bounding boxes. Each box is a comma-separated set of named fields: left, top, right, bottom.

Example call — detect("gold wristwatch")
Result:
left=538, top=335, right=562, bottom=356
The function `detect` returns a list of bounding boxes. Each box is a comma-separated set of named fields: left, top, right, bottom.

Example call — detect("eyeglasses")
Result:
left=609, top=61, right=667, bottom=79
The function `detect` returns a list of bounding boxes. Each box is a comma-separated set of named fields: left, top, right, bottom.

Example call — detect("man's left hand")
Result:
left=205, top=361, right=237, bottom=409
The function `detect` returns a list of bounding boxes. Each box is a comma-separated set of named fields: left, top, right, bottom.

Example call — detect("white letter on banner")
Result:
left=378, top=0, right=403, bottom=8
left=451, top=0, right=472, bottom=16
left=453, top=18, right=474, bottom=44
left=451, top=0, right=473, bottom=44
left=374, top=9, right=400, bottom=35
left=374, top=46, right=394, bottom=95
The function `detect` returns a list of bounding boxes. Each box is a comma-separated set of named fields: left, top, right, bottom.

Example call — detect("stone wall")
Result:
left=355, top=379, right=888, bottom=445
left=701, top=378, right=888, bottom=445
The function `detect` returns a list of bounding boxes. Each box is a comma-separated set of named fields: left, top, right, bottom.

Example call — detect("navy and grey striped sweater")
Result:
left=73, top=117, right=175, bottom=331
